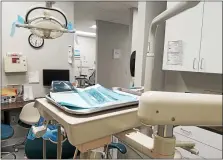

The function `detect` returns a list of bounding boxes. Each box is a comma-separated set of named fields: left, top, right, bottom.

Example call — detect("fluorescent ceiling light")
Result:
left=90, top=25, right=97, bottom=29
left=76, top=30, right=96, bottom=37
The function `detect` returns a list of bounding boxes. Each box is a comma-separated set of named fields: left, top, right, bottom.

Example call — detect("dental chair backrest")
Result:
left=19, top=102, right=40, bottom=125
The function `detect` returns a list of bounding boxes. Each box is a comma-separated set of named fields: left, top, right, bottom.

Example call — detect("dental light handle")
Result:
left=25, top=6, right=68, bottom=28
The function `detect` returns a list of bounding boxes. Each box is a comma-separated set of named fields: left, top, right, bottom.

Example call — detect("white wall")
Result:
left=164, top=71, right=222, bottom=94
left=1, top=2, right=75, bottom=98
left=130, top=8, right=138, bottom=53
left=74, top=36, right=96, bottom=78
left=96, top=20, right=131, bottom=88
left=134, top=2, right=167, bottom=88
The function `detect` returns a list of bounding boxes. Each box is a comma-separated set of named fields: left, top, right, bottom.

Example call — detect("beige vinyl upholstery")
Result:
left=19, top=102, right=40, bottom=125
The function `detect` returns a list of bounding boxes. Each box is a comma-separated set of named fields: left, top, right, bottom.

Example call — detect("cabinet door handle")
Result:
left=200, top=58, right=204, bottom=69
left=193, top=58, right=197, bottom=69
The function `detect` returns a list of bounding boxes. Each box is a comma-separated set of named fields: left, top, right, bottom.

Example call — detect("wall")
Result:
left=164, top=71, right=222, bottom=94
left=1, top=2, right=75, bottom=98
left=96, top=20, right=131, bottom=88
left=134, top=2, right=167, bottom=88
left=74, top=36, right=96, bottom=78
left=130, top=8, right=138, bottom=53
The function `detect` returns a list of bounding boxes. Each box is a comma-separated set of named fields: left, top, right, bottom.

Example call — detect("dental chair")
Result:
left=75, top=70, right=96, bottom=88
left=24, top=116, right=80, bottom=159
left=13, top=102, right=40, bottom=151
left=25, top=136, right=77, bottom=159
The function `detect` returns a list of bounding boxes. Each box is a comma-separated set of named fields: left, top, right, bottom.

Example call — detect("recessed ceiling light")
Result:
left=76, top=30, right=96, bottom=37
left=90, top=25, right=97, bottom=29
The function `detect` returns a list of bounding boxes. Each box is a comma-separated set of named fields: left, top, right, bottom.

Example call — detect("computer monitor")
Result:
left=43, top=69, right=70, bottom=86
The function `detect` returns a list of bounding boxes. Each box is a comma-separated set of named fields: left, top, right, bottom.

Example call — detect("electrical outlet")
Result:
left=11, top=115, right=16, bottom=124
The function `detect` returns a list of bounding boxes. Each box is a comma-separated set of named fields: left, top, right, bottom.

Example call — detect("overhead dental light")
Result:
left=15, top=1, right=75, bottom=39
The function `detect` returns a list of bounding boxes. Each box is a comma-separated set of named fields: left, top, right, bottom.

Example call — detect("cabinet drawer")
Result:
left=174, top=126, right=222, bottom=150
left=174, top=132, right=222, bottom=158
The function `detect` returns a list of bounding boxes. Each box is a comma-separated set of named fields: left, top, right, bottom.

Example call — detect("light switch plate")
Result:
left=113, top=49, right=121, bottom=59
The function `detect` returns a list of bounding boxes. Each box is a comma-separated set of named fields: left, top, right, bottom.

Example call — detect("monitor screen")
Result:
left=43, top=69, right=70, bottom=86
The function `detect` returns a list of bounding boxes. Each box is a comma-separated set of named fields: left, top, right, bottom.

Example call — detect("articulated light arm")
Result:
left=138, top=91, right=222, bottom=126
left=117, top=91, right=222, bottom=159
left=150, top=1, right=200, bottom=32
left=144, top=2, right=200, bottom=91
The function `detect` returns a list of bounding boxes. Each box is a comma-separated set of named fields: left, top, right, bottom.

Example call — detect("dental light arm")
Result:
left=144, top=2, right=200, bottom=91
left=150, top=2, right=200, bottom=30
left=116, top=91, right=222, bottom=158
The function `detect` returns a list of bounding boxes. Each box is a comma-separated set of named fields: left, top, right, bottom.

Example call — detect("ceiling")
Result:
left=74, top=2, right=138, bottom=33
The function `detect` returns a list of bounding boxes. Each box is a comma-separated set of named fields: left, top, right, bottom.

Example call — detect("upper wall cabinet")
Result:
left=162, top=2, right=204, bottom=72
left=199, top=2, right=222, bottom=74
left=162, top=2, right=222, bottom=74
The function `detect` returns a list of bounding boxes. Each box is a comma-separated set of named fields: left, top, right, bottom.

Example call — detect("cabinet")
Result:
left=162, top=2, right=222, bottom=74
left=174, top=126, right=222, bottom=159
left=199, top=2, right=222, bottom=74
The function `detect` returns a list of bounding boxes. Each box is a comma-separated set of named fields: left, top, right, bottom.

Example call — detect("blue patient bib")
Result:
left=50, top=84, right=138, bottom=110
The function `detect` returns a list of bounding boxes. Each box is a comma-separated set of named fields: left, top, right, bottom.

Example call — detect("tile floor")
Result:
left=1, top=137, right=26, bottom=159
left=1, top=148, right=25, bottom=159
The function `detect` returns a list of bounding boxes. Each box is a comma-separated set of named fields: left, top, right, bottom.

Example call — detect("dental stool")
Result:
left=13, top=102, right=40, bottom=151
left=1, top=124, right=16, bottom=159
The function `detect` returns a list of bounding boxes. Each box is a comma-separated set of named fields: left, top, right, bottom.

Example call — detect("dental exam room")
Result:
left=0, top=1, right=222, bottom=159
